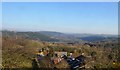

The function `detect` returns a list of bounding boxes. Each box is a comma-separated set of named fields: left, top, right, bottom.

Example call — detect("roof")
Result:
left=55, top=52, right=67, bottom=57
left=66, top=55, right=85, bottom=69
left=75, top=55, right=85, bottom=62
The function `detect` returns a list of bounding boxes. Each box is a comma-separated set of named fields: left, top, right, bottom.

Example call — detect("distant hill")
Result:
left=77, top=34, right=118, bottom=42
left=2, top=31, right=59, bottom=42
left=39, top=31, right=85, bottom=43
left=40, top=31, right=75, bottom=39
left=39, top=31, right=118, bottom=42
left=78, top=35, right=106, bottom=42
left=2, top=30, right=118, bottom=42
left=40, top=31, right=64, bottom=37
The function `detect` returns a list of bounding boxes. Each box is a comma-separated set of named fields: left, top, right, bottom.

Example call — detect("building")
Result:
left=50, top=52, right=68, bottom=64
left=54, top=52, right=67, bottom=57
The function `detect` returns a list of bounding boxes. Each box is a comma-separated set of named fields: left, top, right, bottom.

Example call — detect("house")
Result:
left=54, top=52, right=67, bottom=57
left=50, top=57, right=62, bottom=64
left=53, top=57, right=62, bottom=64
left=50, top=52, right=67, bottom=64
left=67, top=54, right=86, bottom=69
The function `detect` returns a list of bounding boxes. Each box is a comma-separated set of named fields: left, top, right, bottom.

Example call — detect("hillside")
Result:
left=2, top=31, right=59, bottom=42
left=2, top=30, right=118, bottom=43
left=79, top=35, right=105, bottom=42
left=2, top=31, right=120, bottom=69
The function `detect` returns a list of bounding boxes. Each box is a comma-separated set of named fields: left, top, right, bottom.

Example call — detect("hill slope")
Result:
left=2, top=31, right=59, bottom=42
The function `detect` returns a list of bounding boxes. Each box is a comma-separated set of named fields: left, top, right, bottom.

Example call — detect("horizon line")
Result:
left=1, top=29, right=118, bottom=35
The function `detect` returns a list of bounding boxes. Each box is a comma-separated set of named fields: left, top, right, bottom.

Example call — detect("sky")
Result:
left=2, top=2, right=118, bottom=34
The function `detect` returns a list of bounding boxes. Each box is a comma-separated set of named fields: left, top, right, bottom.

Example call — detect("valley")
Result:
left=2, top=31, right=120, bottom=69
